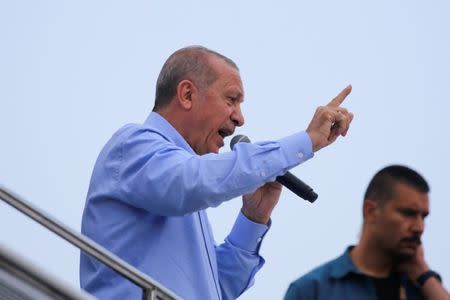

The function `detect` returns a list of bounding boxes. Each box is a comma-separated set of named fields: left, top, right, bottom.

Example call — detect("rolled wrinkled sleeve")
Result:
left=215, top=212, right=270, bottom=300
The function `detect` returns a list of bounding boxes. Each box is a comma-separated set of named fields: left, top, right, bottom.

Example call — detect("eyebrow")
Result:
left=226, top=89, right=244, bottom=101
left=398, top=207, right=429, bottom=218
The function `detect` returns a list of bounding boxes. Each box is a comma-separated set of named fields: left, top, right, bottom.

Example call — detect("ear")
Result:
left=363, top=199, right=379, bottom=224
left=175, top=80, right=197, bottom=110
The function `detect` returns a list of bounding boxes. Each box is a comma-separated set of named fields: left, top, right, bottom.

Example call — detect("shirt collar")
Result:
left=144, top=112, right=196, bottom=155
left=330, top=246, right=365, bottom=279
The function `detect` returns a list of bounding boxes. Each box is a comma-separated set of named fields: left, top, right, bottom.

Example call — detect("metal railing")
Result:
left=0, top=244, right=95, bottom=300
left=0, top=186, right=179, bottom=300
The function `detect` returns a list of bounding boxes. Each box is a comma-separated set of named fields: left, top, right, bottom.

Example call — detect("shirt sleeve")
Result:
left=215, top=212, right=270, bottom=300
left=103, top=128, right=313, bottom=216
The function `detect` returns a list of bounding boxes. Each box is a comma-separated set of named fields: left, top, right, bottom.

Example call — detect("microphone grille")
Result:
left=230, top=134, right=251, bottom=150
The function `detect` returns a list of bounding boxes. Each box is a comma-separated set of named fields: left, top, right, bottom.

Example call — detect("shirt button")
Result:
left=297, top=152, right=304, bottom=159
left=257, top=237, right=262, bottom=243
left=260, top=171, right=266, bottom=177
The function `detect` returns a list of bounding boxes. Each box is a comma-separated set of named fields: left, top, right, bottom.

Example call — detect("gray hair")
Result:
left=153, top=46, right=238, bottom=111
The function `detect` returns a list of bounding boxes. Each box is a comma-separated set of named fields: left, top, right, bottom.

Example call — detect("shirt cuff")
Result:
left=277, top=131, right=314, bottom=167
left=227, top=212, right=270, bottom=253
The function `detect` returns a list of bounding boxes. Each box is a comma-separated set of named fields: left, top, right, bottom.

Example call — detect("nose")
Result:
left=231, top=103, right=245, bottom=127
left=411, top=216, right=425, bottom=235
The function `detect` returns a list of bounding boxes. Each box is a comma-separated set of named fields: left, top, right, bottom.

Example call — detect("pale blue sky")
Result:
left=1, top=1, right=449, bottom=299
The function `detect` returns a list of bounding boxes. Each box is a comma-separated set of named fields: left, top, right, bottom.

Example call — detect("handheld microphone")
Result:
left=230, top=135, right=318, bottom=203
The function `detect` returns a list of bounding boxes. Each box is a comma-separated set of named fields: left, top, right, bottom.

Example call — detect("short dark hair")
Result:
left=153, top=46, right=238, bottom=111
left=364, top=165, right=429, bottom=204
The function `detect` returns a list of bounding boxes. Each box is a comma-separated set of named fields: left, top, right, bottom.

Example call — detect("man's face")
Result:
left=189, top=57, right=244, bottom=155
left=372, top=182, right=429, bottom=261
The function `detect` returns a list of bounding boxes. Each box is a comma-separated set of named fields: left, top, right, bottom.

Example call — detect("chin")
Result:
left=208, top=143, right=223, bottom=154
left=394, top=248, right=416, bottom=262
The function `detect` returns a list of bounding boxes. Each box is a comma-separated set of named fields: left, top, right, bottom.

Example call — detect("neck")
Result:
left=157, top=109, right=184, bottom=135
left=351, top=234, right=393, bottom=278
left=156, top=108, right=199, bottom=154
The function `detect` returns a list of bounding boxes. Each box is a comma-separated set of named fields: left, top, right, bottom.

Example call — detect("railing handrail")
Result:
left=0, top=186, right=179, bottom=300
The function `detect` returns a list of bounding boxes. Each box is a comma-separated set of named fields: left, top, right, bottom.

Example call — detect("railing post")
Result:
left=142, top=287, right=157, bottom=300
left=0, top=186, right=179, bottom=300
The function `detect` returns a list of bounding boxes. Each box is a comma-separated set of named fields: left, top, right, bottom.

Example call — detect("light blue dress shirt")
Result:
left=80, top=112, right=313, bottom=300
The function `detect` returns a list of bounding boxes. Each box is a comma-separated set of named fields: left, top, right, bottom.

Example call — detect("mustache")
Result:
left=401, top=235, right=422, bottom=245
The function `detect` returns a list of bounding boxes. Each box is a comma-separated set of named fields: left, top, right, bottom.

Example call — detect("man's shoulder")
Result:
left=92, top=122, right=166, bottom=168
left=289, top=253, right=343, bottom=288
left=284, top=253, right=346, bottom=300
left=106, top=122, right=168, bottom=146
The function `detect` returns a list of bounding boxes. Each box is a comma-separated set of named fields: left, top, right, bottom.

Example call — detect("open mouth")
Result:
left=218, top=130, right=226, bottom=138
left=218, top=128, right=233, bottom=139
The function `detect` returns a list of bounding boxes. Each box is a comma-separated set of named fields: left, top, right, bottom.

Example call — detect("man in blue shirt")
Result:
left=284, top=165, right=450, bottom=300
left=80, top=46, right=353, bottom=300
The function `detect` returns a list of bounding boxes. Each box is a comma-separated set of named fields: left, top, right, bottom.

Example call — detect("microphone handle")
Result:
left=276, top=172, right=318, bottom=203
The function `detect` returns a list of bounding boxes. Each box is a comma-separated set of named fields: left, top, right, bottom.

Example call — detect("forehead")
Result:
left=208, top=56, right=244, bottom=93
left=387, top=182, right=429, bottom=211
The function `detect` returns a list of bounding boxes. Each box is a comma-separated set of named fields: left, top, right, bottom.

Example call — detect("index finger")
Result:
left=327, top=84, right=352, bottom=107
